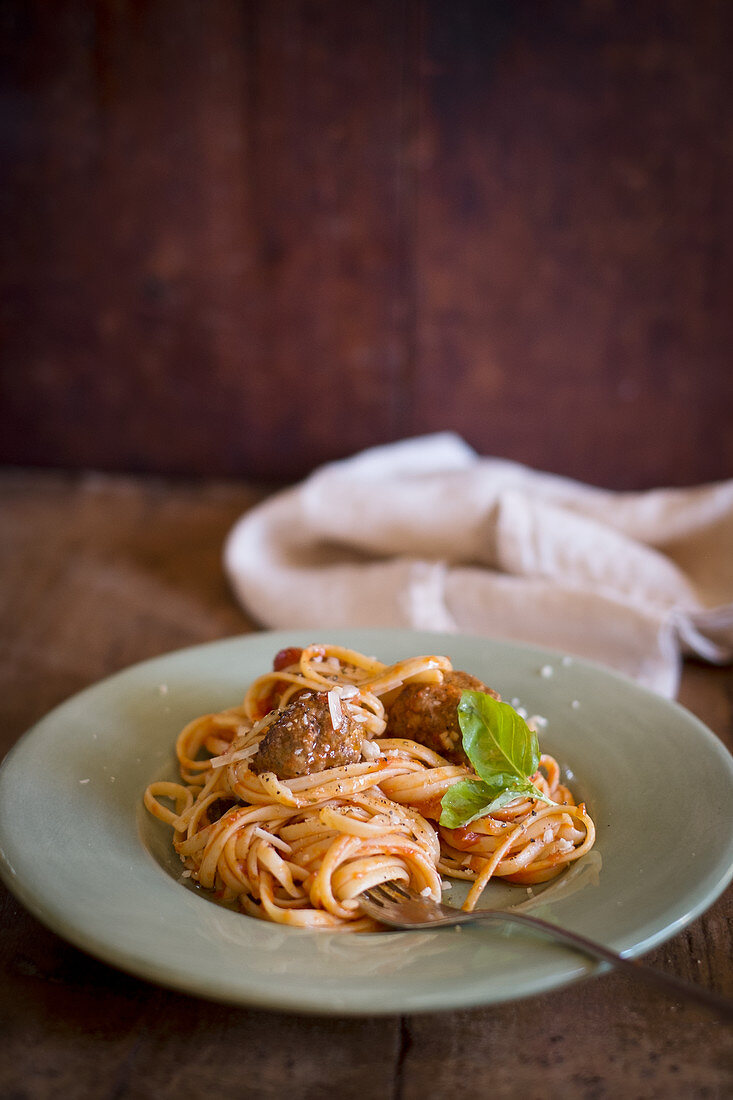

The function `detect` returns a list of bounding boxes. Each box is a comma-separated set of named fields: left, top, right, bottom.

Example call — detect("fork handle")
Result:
left=491, top=909, right=733, bottom=1019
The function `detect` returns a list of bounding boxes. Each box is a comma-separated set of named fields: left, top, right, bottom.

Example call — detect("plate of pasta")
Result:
left=1, top=628, right=732, bottom=1015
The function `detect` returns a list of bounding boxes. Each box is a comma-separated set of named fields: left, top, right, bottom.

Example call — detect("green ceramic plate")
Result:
left=1, top=629, right=732, bottom=1015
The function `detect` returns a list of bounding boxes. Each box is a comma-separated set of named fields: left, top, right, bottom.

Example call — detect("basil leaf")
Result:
left=439, top=777, right=541, bottom=828
left=458, top=690, right=540, bottom=782
left=438, top=690, right=556, bottom=828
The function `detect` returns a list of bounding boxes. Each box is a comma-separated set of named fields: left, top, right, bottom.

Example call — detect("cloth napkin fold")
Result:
left=224, top=433, right=733, bottom=697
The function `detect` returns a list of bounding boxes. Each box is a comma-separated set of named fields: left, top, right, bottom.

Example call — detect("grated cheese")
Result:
left=328, top=689, right=343, bottom=729
left=253, top=826, right=292, bottom=854
left=334, top=684, right=359, bottom=699
left=210, top=742, right=259, bottom=769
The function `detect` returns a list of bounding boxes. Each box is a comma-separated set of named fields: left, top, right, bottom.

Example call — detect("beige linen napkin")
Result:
left=224, top=434, right=733, bottom=697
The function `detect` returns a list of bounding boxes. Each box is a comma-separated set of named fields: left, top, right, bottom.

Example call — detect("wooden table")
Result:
left=2, top=469, right=731, bottom=1099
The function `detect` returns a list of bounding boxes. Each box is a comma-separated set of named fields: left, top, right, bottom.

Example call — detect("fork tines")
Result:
left=367, top=881, right=416, bottom=904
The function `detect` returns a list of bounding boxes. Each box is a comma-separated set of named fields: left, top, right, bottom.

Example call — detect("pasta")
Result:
left=144, top=644, right=596, bottom=931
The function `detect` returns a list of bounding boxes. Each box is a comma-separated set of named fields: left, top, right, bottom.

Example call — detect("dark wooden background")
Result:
left=2, top=0, right=733, bottom=489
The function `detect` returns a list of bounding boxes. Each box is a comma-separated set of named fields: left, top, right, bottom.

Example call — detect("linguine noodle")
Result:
left=144, top=644, right=596, bottom=931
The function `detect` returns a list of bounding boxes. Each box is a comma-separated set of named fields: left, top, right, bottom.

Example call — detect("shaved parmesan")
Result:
left=253, top=826, right=292, bottom=854
left=210, top=742, right=259, bottom=768
left=328, top=689, right=343, bottom=729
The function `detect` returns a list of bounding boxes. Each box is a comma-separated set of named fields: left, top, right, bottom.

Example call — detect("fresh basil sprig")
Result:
left=439, top=690, right=556, bottom=829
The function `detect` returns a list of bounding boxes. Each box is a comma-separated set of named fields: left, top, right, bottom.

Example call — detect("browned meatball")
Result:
left=385, top=671, right=500, bottom=765
left=250, top=692, right=363, bottom=779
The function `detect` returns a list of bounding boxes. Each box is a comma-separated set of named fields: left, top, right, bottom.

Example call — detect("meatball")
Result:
left=385, top=671, right=500, bottom=765
left=250, top=692, right=363, bottom=779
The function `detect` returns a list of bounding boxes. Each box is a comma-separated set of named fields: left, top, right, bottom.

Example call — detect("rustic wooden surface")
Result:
left=3, top=0, right=733, bottom=489
left=1, top=470, right=731, bottom=1100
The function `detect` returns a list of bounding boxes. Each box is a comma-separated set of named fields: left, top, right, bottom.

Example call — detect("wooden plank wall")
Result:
left=2, top=0, right=732, bottom=488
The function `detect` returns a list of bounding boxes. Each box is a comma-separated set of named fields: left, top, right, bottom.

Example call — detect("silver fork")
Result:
left=359, top=881, right=733, bottom=1019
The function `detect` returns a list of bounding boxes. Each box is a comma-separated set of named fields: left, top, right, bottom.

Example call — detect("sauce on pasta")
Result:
left=144, top=644, right=596, bottom=931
